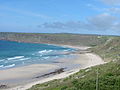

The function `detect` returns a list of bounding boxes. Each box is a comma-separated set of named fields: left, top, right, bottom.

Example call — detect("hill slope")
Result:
left=28, top=36, right=120, bottom=90
left=0, top=32, right=109, bottom=46
left=0, top=32, right=119, bottom=90
left=91, top=37, right=120, bottom=62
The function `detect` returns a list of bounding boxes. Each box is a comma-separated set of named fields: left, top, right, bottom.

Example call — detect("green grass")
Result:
left=1, top=32, right=119, bottom=90
left=91, top=37, right=120, bottom=62
left=28, top=61, right=120, bottom=90
left=28, top=36, right=120, bottom=90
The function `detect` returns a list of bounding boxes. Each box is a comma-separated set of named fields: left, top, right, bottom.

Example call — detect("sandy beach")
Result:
left=0, top=45, right=105, bottom=90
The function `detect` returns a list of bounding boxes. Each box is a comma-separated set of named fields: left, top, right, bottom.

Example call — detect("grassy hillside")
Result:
left=28, top=62, right=120, bottom=90
left=28, top=36, right=120, bottom=90
left=0, top=32, right=119, bottom=90
left=91, top=37, right=120, bottom=62
left=0, top=32, right=109, bottom=46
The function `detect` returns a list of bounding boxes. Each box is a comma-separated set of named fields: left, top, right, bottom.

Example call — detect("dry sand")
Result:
left=0, top=46, right=105, bottom=90
left=0, top=64, right=59, bottom=81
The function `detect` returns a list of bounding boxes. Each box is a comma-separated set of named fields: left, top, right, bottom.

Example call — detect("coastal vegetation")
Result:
left=27, top=34, right=120, bottom=90
left=28, top=61, right=120, bottom=90
left=0, top=32, right=109, bottom=46
left=0, top=32, right=119, bottom=90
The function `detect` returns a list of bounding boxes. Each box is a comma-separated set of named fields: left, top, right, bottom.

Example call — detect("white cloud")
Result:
left=101, top=0, right=120, bottom=5
left=106, top=7, right=120, bottom=13
left=41, top=21, right=86, bottom=29
left=87, top=13, right=117, bottom=30
left=0, top=6, right=52, bottom=19
left=86, top=3, right=120, bottom=14
left=39, top=13, right=120, bottom=34
left=86, top=4, right=103, bottom=11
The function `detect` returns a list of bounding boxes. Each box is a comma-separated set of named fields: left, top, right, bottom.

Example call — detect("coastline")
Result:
left=0, top=45, right=105, bottom=90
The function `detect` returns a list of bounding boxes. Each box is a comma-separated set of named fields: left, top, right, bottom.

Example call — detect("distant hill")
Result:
left=0, top=32, right=110, bottom=46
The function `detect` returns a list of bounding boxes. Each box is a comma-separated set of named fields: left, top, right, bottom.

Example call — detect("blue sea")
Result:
left=0, top=40, right=75, bottom=70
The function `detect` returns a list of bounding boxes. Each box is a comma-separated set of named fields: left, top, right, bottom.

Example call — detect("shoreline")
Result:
left=0, top=45, right=105, bottom=90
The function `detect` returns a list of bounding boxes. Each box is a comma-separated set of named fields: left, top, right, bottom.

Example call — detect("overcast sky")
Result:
left=0, top=0, right=120, bottom=35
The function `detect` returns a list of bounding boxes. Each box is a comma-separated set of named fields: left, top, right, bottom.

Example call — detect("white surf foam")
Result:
left=0, top=59, right=4, bottom=62
left=4, top=64, right=15, bottom=68
left=0, top=65, right=4, bottom=68
left=43, top=56, right=50, bottom=59
left=38, top=50, right=53, bottom=54
left=7, top=56, right=24, bottom=60
left=19, top=58, right=30, bottom=61
left=0, top=64, right=15, bottom=69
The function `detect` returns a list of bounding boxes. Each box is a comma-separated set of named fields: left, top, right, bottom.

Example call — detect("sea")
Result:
left=0, top=40, right=75, bottom=70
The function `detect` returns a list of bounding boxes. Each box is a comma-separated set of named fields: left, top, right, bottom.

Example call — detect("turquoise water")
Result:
left=0, top=40, right=75, bottom=69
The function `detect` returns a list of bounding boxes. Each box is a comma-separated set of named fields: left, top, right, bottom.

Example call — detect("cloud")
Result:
left=0, top=6, right=52, bottom=19
left=87, top=13, right=117, bottom=30
left=101, top=0, right=120, bottom=6
left=111, top=22, right=120, bottom=31
left=40, top=21, right=87, bottom=29
left=106, top=7, right=120, bottom=13
left=87, top=5, right=120, bottom=15
left=86, top=3, right=120, bottom=14
left=39, top=13, right=120, bottom=32
left=42, top=22, right=66, bottom=29
left=86, top=4, right=103, bottom=11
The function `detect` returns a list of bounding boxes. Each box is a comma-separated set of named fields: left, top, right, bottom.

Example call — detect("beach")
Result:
left=0, top=45, right=105, bottom=90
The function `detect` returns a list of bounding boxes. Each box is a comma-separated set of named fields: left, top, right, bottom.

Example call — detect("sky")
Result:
left=0, top=0, right=120, bottom=35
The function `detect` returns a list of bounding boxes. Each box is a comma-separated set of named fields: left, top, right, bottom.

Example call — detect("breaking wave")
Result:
left=7, top=56, right=24, bottom=60
left=0, top=40, right=75, bottom=70
left=38, top=50, right=53, bottom=54
left=0, top=64, right=15, bottom=69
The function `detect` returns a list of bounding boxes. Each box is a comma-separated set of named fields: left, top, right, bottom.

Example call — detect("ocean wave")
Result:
left=63, top=50, right=70, bottom=52
left=4, top=64, right=15, bottom=68
left=43, top=56, right=50, bottom=59
left=0, top=64, right=15, bottom=69
left=7, top=58, right=30, bottom=62
left=19, top=58, right=30, bottom=61
left=7, top=56, right=24, bottom=60
left=32, top=53, right=35, bottom=55
left=38, top=50, right=53, bottom=54
left=0, top=65, right=4, bottom=68
left=0, top=59, right=4, bottom=62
